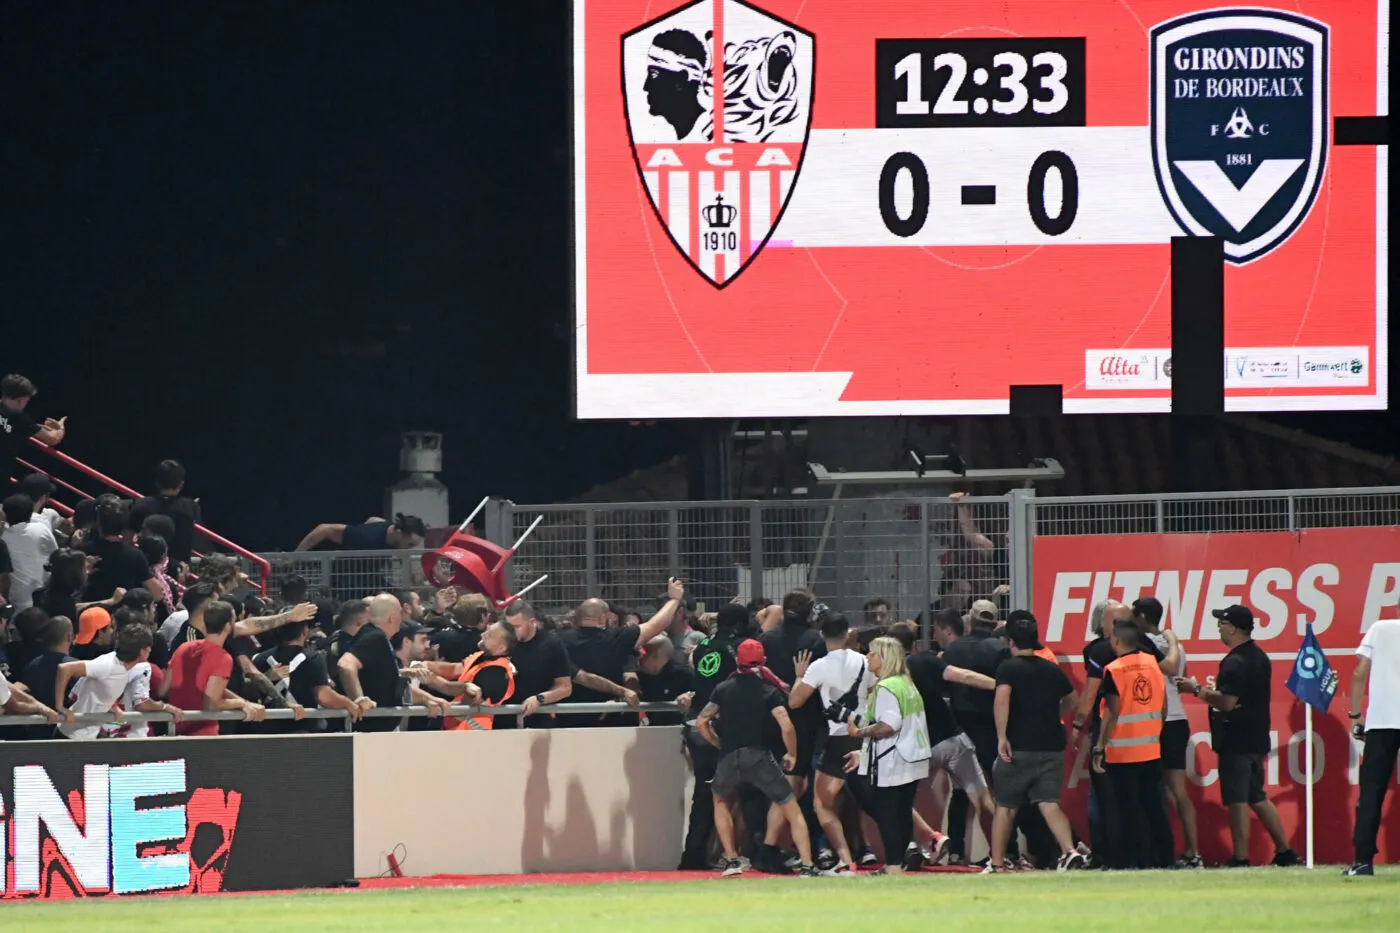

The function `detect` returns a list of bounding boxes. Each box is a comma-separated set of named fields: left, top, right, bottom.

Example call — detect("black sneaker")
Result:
left=1342, top=862, right=1374, bottom=877
left=721, top=858, right=744, bottom=877
left=858, top=846, right=879, bottom=867
left=815, top=848, right=839, bottom=871
left=1175, top=854, right=1204, bottom=869
left=1272, top=849, right=1301, bottom=867
left=797, top=864, right=820, bottom=877
left=1225, top=857, right=1251, bottom=868
left=903, top=842, right=927, bottom=872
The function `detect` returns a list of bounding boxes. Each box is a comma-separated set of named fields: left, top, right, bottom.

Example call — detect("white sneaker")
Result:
left=1057, top=850, right=1088, bottom=871
left=929, top=834, right=951, bottom=866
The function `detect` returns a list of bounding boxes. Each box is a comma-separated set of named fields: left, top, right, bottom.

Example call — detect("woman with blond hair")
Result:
left=844, top=636, right=932, bottom=873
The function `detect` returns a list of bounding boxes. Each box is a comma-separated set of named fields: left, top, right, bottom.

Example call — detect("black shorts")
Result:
left=714, top=748, right=796, bottom=804
left=1161, top=719, right=1190, bottom=772
left=818, top=735, right=862, bottom=778
left=1218, top=752, right=1267, bottom=806
left=783, top=716, right=817, bottom=778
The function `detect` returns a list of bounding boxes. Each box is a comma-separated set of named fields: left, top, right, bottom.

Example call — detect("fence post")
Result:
left=920, top=500, right=932, bottom=649
left=1008, top=488, right=1036, bottom=613
left=749, top=503, right=764, bottom=602
left=585, top=508, right=598, bottom=596
left=668, top=507, right=680, bottom=576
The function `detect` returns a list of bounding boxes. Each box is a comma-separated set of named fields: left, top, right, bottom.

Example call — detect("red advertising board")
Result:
left=573, top=1, right=1387, bottom=418
left=1033, top=527, right=1400, bottom=864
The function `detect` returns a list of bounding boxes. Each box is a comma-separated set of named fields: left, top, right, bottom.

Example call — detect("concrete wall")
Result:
left=352, top=726, right=687, bottom=877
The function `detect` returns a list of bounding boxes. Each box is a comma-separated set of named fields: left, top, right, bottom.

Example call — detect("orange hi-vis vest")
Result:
left=1033, top=646, right=1058, bottom=665
left=445, top=651, right=516, bottom=732
left=1103, top=651, right=1165, bottom=764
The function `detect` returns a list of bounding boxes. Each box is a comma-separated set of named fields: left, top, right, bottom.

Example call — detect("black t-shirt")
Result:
left=710, top=674, right=783, bottom=754
left=690, top=633, right=740, bottom=714
left=639, top=660, right=695, bottom=726
left=561, top=625, right=643, bottom=703
left=81, top=537, right=152, bottom=602
left=254, top=644, right=332, bottom=733
left=996, top=654, right=1073, bottom=752
left=760, top=620, right=826, bottom=735
left=906, top=651, right=963, bottom=745
left=36, top=587, right=78, bottom=627
left=431, top=627, right=479, bottom=664
left=0, top=404, right=38, bottom=477
left=129, top=495, right=202, bottom=567
left=339, top=521, right=390, bottom=550
left=505, top=628, right=573, bottom=728
left=348, top=626, right=402, bottom=709
left=18, top=649, right=71, bottom=740
left=225, top=635, right=260, bottom=701
left=759, top=620, right=826, bottom=688
left=943, top=630, right=1009, bottom=722
left=1211, top=639, right=1272, bottom=754
left=170, top=617, right=204, bottom=650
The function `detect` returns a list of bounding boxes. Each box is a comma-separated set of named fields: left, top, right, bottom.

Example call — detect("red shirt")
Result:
left=167, top=640, right=233, bottom=736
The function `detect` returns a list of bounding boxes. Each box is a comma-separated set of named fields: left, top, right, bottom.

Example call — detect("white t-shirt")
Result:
left=1358, top=620, right=1400, bottom=731
left=2, top=519, right=57, bottom=611
left=1147, top=632, right=1188, bottom=722
left=60, top=652, right=134, bottom=740
left=859, top=685, right=931, bottom=787
left=116, top=664, right=155, bottom=739
left=0, top=670, right=12, bottom=706
left=801, top=648, right=875, bottom=736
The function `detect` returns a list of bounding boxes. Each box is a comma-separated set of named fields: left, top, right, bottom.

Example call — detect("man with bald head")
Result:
left=559, top=578, right=685, bottom=726
left=338, top=592, right=405, bottom=732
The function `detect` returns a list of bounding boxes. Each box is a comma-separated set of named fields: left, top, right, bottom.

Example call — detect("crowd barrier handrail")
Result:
left=22, top=437, right=273, bottom=594
left=0, top=700, right=682, bottom=730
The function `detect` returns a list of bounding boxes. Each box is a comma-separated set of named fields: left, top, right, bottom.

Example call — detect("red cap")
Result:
left=736, top=638, right=765, bottom=667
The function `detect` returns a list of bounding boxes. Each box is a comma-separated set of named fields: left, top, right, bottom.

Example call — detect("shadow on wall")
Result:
left=520, top=728, right=682, bottom=872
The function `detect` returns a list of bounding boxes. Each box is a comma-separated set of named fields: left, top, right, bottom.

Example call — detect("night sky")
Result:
left=1, top=2, right=1393, bottom=552
left=1, top=1, right=690, bottom=550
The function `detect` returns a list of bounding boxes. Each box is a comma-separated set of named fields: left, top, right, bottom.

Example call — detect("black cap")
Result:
left=1211, top=604, right=1254, bottom=630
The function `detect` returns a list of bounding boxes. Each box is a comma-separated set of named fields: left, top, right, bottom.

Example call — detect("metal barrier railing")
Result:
left=0, top=701, right=680, bottom=732
left=20, top=437, right=273, bottom=594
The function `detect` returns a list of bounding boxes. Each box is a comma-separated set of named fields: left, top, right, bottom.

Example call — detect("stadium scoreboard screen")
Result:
left=571, top=1, right=1387, bottom=418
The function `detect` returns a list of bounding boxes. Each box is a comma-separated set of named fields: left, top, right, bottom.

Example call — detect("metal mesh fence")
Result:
left=250, top=551, right=428, bottom=603
left=251, top=488, right=1400, bottom=614
left=1032, top=487, right=1400, bottom=538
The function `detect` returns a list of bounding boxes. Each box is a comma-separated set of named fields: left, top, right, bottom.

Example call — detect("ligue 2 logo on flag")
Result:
left=1294, top=642, right=1338, bottom=694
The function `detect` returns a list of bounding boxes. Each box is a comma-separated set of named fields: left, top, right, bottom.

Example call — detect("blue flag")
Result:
left=1286, top=623, right=1338, bottom=713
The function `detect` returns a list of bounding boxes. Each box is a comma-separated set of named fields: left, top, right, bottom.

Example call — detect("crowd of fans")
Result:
left=0, top=499, right=1304, bottom=879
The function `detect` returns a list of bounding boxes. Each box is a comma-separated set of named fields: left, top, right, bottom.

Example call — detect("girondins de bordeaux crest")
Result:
left=622, top=0, right=814, bottom=287
left=1150, top=9, right=1329, bottom=264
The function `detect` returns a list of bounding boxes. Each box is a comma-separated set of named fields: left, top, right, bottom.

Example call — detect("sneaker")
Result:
left=1075, top=842, right=1092, bottom=858
left=858, top=846, right=879, bottom=867
left=947, top=852, right=968, bottom=867
left=903, top=842, right=927, bottom=872
left=1176, top=854, right=1204, bottom=870
left=1342, top=862, right=1374, bottom=877
left=980, top=863, right=1001, bottom=874
left=1224, top=857, right=1251, bottom=868
left=721, top=858, right=744, bottom=877
left=1057, top=850, right=1088, bottom=871
left=815, top=848, right=839, bottom=872
left=823, top=862, right=857, bottom=877
left=796, top=864, right=820, bottom=877
left=929, top=834, right=951, bottom=866
left=1272, top=849, right=1301, bottom=868
left=782, top=849, right=802, bottom=870
left=1012, top=855, right=1036, bottom=872
left=970, top=856, right=990, bottom=870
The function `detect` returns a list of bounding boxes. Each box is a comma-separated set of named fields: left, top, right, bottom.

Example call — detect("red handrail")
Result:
left=22, top=438, right=270, bottom=594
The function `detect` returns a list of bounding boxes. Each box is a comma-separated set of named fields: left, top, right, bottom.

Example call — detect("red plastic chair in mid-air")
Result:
left=422, top=497, right=548, bottom=608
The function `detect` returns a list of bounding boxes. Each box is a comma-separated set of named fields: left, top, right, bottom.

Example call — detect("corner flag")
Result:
left=1286, top=623, right=1338, bottom=713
